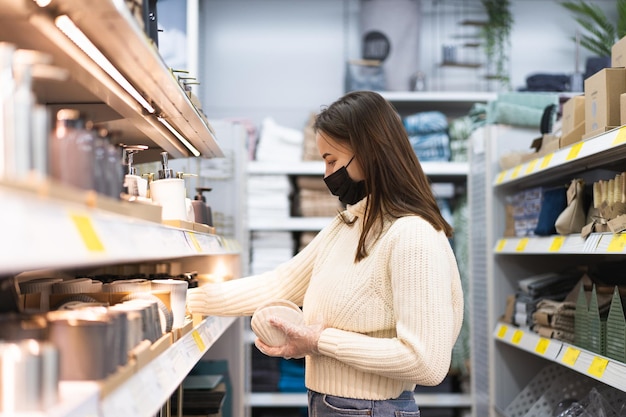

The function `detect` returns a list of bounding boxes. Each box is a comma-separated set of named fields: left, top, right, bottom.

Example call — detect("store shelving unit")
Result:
left=0, top=183, right=245, bottom=417
left=0, top=1, right=244, bottom=416
left=469, top=124, right=626, bottom=416
left=380, top=91, right=496, bottom=119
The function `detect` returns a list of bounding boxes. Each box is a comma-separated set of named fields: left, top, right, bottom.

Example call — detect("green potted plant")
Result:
left=481, top=0, right=514, bottom=90
left=560, top=0, right=626, bottom=57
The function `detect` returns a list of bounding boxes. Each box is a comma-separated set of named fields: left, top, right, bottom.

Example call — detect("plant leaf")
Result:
left=617, top=0, right=626, bottom=38
left=560, top=0, right=618, bottom=56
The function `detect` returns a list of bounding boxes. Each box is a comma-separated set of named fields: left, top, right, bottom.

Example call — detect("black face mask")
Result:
left=324, top=156, right=366, bottom=205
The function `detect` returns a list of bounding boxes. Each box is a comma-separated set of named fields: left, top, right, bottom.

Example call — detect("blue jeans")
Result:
left=308, top=390, right=420, bottom=416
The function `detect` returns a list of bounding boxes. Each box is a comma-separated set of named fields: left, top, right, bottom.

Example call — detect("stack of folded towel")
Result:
left=513, top=271, right=581, bottom=328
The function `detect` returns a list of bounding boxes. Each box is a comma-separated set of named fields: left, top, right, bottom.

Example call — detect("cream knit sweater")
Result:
left=189, top=198, right=464, bottom=400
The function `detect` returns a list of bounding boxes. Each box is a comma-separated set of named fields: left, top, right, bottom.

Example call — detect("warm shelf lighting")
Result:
left=54, top=15, right=156, bottom=114
left=157, top=116, right=201, bottom=157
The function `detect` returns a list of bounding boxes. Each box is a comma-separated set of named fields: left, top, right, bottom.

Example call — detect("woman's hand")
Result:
left=255, top=317, right=324, bottom=360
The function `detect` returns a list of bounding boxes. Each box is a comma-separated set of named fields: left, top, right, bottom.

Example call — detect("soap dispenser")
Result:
left=191, top=187, right=214, bottom=227
left=150, top=151, right=187, bottom=221
left=121, top=144, right=148, bottom=197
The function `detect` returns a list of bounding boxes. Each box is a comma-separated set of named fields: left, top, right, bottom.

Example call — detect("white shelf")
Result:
left=493, top=126, right=626, bottom=188
left=247, top=161, right=325, bottom=176
left=494, top=323, right=626, bottom=392
left=247, top=161, right=468, bottom=179
left=248, top=217, right=333, bottom=232
left=1, top=317, right=236, bottom=417
left=0, top=382, right=100, bottom=417
left=247, top=392, right=472, bottom=408
left=101, top=316, right=236, bottom=417
left=248, top=393, right=308, bottom=408
left=0, top=185, right=230, bottom=275
left=492, top=233, right=626, bottom=255
left=380, top=91, right=496, bottom=104
left=0, top=0, right=221, bottom=159
left=422, top=161, right=468, bottom=177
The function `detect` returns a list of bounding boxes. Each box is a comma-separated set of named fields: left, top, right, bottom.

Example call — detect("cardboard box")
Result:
left=585, top=68, right=626, bottom=133
left=560, top=121, right=586, bottom=148
left=561, top=95, right=585, bottom=135
left=582, top=126, right=619, bottom=141
left=622, top=93, right=626, bottom=125
left=612, top=35, right=626, bottom=68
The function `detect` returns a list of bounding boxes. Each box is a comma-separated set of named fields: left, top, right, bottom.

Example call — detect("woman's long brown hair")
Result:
left=314, top=90, right=453, bottom=262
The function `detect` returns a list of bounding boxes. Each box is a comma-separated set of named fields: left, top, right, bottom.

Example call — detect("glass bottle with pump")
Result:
left=191, top=187, right=214, bottom=226
left=150, top=152, right=188, bottom=221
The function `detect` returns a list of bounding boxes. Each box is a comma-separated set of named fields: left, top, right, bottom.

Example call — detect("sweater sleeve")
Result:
left=316, top=218, right=464, bottom=386
left=188, top=218, right=339, bottom=316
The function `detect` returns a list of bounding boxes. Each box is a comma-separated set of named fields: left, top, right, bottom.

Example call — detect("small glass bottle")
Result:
left=49, top=109, right=95, bottom=190
left=49, top=108, right=80, bottom=185
left=73, top=119, right=95, bottom=190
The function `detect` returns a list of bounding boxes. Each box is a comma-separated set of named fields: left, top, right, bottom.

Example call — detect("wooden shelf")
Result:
left=440, top=62, right=483, bottom=69
left=459, top=19, right=488, bottom=26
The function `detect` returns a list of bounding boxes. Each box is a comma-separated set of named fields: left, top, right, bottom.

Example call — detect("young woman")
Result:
left=187, top=90, right=463, bottom=416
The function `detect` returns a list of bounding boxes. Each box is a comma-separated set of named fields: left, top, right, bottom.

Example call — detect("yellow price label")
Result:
left=496, top=171, right=507, bottom=184
left=587, top=356, right=609, bottom=378
left=516, top=238, right=529, bottom=252
left=535, top=338, right=550, bottom=355
left=549, top=236, right=565, bottom=252
left=511, top=330, right=524, bottom=344
left=539, top=153, right=553, bottom=169
left=607, top=234, right=626, bottom=253
left=566, top=142, right=584, bottom=161
left=497, top=324, right=508, bottom=339
left=69, top=214, right=105, bottom=252
left=562, top=346, right=581, bottom=366
left=187, top=232, right=203, bottom=253
left=525, top=159, right=538, bottom=175
left=612, top=126, right=626, bottom=145
left=511, top=165, right=522, bottom=179
left=191, top=330, right=206, bottom=352
left=495, top=239, right=507, bottom=252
